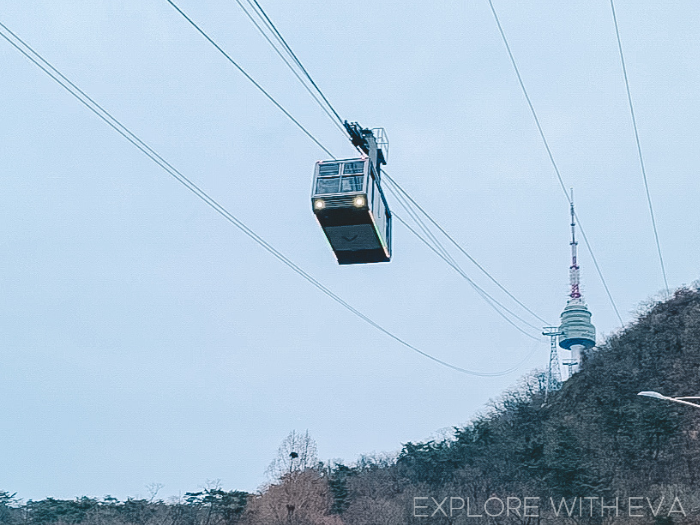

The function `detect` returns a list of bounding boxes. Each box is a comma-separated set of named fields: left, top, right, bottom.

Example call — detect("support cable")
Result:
left=168, top=0, right=549, bottom=331
left=387, top=182, right=458, bottom=267
left=609, top=0, right=670, bottom=296
left=165, top=0, right=335, bottom=158
left=244, top=0, right=346, bottom=128
left=487, top=0, right=624, bottom=325
left=171, top=0, right=549, bottom=329
left=232, top=0, right=348, bottom=137
left=0, top=20, right=527, bottom=378
left=392, top=211, right=541, bottom=339
left=385, top=174, right=550, bottom=327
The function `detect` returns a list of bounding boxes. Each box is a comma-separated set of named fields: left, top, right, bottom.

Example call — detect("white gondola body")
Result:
left=311, top=158, right=392, bottom=264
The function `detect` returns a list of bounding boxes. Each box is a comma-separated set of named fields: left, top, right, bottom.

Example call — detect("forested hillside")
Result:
left=3, top=288, right=700, bottom=524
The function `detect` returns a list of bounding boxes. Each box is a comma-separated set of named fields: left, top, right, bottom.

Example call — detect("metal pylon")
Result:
left=542, top=327, right=563, bottom=402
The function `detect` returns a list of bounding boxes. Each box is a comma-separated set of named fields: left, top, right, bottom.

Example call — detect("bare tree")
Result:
left=245, top=470, right=341, bottom=525
left=146, top=483, right=165, bottom=503
left=266, top=431, right=319, bottom=482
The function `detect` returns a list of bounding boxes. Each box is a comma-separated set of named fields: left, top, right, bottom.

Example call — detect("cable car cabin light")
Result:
left=311, top=158, right=392, bottom=264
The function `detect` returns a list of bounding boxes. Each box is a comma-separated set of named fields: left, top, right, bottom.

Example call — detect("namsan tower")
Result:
left=558, top=192, right=596, bottom=373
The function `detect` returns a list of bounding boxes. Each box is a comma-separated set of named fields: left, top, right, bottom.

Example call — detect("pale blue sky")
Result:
left=1, top=0, right=698, bottom=501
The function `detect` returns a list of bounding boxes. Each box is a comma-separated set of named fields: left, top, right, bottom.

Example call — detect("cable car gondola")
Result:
left=312, top=123, right=392, bottom=264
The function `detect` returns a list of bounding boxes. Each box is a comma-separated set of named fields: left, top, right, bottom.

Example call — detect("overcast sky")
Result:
left=1, top=0, right=698, bottom=502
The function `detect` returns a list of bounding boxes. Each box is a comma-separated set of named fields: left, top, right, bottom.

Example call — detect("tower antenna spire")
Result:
left=569, top=189, right=581, bottom=301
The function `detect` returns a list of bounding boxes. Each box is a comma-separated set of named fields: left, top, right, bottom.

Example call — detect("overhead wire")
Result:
left=609, top=0, right=670, bottom=296
left=232, top=0, right=348, bottom=138
left=386, top=179, right=458, bottom=267
left=165, top=0, right=335, bottom=159
left=0, top=20, right=530, bottom=378
left=383, top=183, right=542, bottom=335
left=392, top=211, right=541, bottom=339
left=486, top=0, right=624, bottom=326
left=167, top=0, right=550, bottom=333
left=230, top=0, right=548, bottom=328
left=243, top=0, right=347, bottom=129
left=385, top=174, right=550, bottom=327
left=387, top=183, right=544, bottom=336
